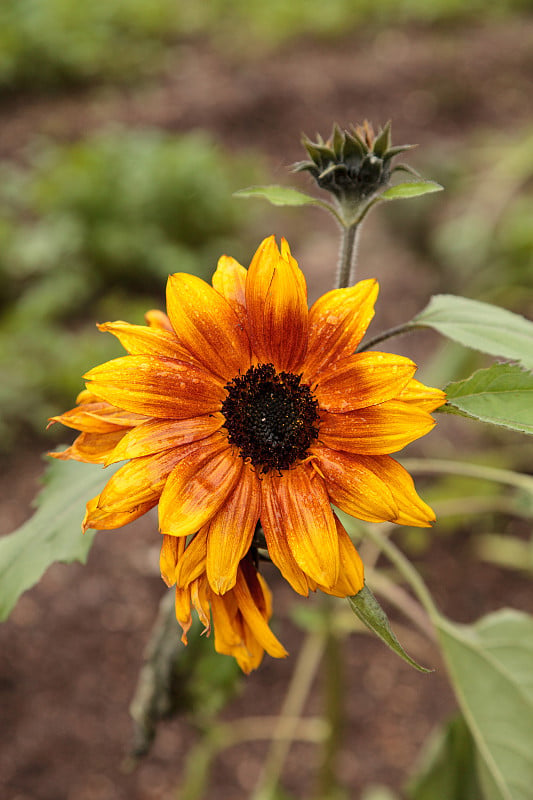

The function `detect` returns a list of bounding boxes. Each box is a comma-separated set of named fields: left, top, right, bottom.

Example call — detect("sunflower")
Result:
left=50, top=236, right=445, bottom=669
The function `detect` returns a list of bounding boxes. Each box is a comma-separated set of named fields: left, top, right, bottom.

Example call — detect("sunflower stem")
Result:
left=314, top=611, right=345, bottom=800
left=336, top=223, right=359, bottom=289
left=251, top=629, right=326, bottom=800
left=356, top=321, right=416, bottom=352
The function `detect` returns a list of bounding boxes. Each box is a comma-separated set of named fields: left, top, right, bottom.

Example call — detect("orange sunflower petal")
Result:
left=175, top=584, right=193, bottom=644
left=84, top=355, right=225, bottom=419
left=312, top=443, right=399, bottom=523
left=166, top=273, right=251, bottom=380
left=397, top=378, right=447, bottom=412
left=175, top=529, right=208, bottom=588
left=158, top=437, right=242, bottom=539
left=206, top=462, right=261, bottom=595
left=145, top=309, right=173, bottom=331
left=357, top=455, right=436, bottom=527
left=245, top=236, right=308, bottom=373
left=233, top=564, right=288, bottom=658
left=51, top=430, right=127, bottom=464
left=97, top=446, right=185, bottom=513
left=48, top=399, right=145, bottom=433
left=98, top=321, right=198, bottom=361
left=212, top=255, right=248, bottom=319
left=317, top=515, right=364, bottom=597
left=160, top=534, right=186, bottom=588
left=105, top=413, right=224, bottom=465
left=319, top=401, right=436, bottom=455
left=304, top=279, right=379, bottom=380
left=260, top=464, right=339, bottom=589
left=313, top=352, right=417, bottom=413
left=83, top=494, right=157, bottom=532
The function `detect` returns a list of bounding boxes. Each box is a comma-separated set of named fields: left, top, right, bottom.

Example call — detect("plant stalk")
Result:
left=336, top=223, right=359, bottom=289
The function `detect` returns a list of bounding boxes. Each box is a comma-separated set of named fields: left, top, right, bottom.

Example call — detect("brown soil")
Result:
left=1, top=17, right=533, bottom=800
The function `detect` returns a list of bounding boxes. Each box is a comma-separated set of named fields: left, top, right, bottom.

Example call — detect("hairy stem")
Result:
left=357, top=322, right=416, bottom=352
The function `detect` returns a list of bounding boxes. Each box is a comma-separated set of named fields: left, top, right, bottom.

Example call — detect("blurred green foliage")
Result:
left=0, top=0, right=530, bottom=89
left=0, top=130, right=260, bottom=451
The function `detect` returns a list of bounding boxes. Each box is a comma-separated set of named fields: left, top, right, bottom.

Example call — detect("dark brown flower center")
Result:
left=221, top=364, right=320, bottom=473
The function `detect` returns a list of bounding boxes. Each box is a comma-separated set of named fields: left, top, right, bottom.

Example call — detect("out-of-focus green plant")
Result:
left=1, top=0, right=529, bottom=89
left=0, top=130, right=260, bottom=450
left=0, top=0, right=183, bottom=88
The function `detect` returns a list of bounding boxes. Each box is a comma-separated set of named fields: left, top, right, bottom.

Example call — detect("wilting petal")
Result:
left=166, top=273, right=251, bottom=380
left=160, top=534, right=186, bottom=587
left=85, top=355, right=225, bottom=419
left=245, top=236, right=308, bottom=373
left=175, top=529, right=208, bottom=587
left=397, top=378, right=447, bottom=412
left=190, top=576, right=211, bottom=632
left=97, top=446, right=186, bottom=513
left=98, top=321, right=198, bottom=361
left=105, top=413, right=224, bottom=464
left=206, top=462, right=261, bottom=594
left=51, top=430, right=127, bottom=464
left=175, top=584, right=193, bottom=644
left=314, top=352, right=416, bottom=413
left=317, top=516, right=364, bottom=597
left=358, top=455, right=436, bottom=527
left=159, top=437, right=242, bottom=539
left=304, top=279, right=379, bottom=380
left=212, top=255, right=248, bottom=322
left=312, top=444, right=398, bottom=523
left=145, top=309, right=173, bottom=331
left=233, top=562, right=288, bottom=658
left=83, top=495, right=157, bottom=532
left=319, top=401, right=436, bottom=455
left=261, top=464, right=339, bottom=589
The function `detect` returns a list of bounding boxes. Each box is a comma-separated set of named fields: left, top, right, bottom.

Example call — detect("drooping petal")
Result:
left=84, top=355, right=225, bottom=419
left=319, top=401, right=436, bottom=455
left=313, top=352, right=417, bottom=413
left=317, top=516, right=364, bottom=597
left=257, top=489, right=309, bottom=596
left=98, top=321, right=199, bottom=361
left=304, top=279, right=379, bottom=380
left=51, top=430, right=127, bottom=464
left=260, top=464, right=339, bottom=589
left=312, top=444, right=399, bottom=523
left=166, top=273, right=251, bottom=380
left=357, top=455, right=436, bottom=527
left=245, top=236, right=308, bottom=373
left=160, top=534, right=186, bottom=587
left=175, top=584, right=193, bottom=644
left=206, top=462, right=261, bottom=595
left=175, top=529, right=208, bottom=587
left=190, top=576, right=211, bottom=632
left=105, top=413, right=224, bottom=464
left=397, top=378, right=447, bottom=412
left=158, top=436, right=242, bottom=539
left=83, top=495, right=157, bottom=532
left=233, top=562, right=288, bottom=658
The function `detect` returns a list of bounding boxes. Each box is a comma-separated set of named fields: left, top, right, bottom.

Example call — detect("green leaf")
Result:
left=348, top=585, right=430, bottom=673
left=407, top=714, right=482, bottom=800
left=0, top=456, right=121, bottom=621
left=443, top=363, right=533, bottom=434
left=379, top=181, right=443, bottom=200
left=436, top=609, right=533, bottom=800
left=412, top=295, right=533, bottom=370
left=233, top=185, right=321, bottom=207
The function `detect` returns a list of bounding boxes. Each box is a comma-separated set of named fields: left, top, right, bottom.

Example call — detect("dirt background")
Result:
left=1, top=16, right=533, bottom=800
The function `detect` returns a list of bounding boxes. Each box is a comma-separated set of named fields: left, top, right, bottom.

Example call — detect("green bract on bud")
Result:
left=293, top=121, right=416, bottom=208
